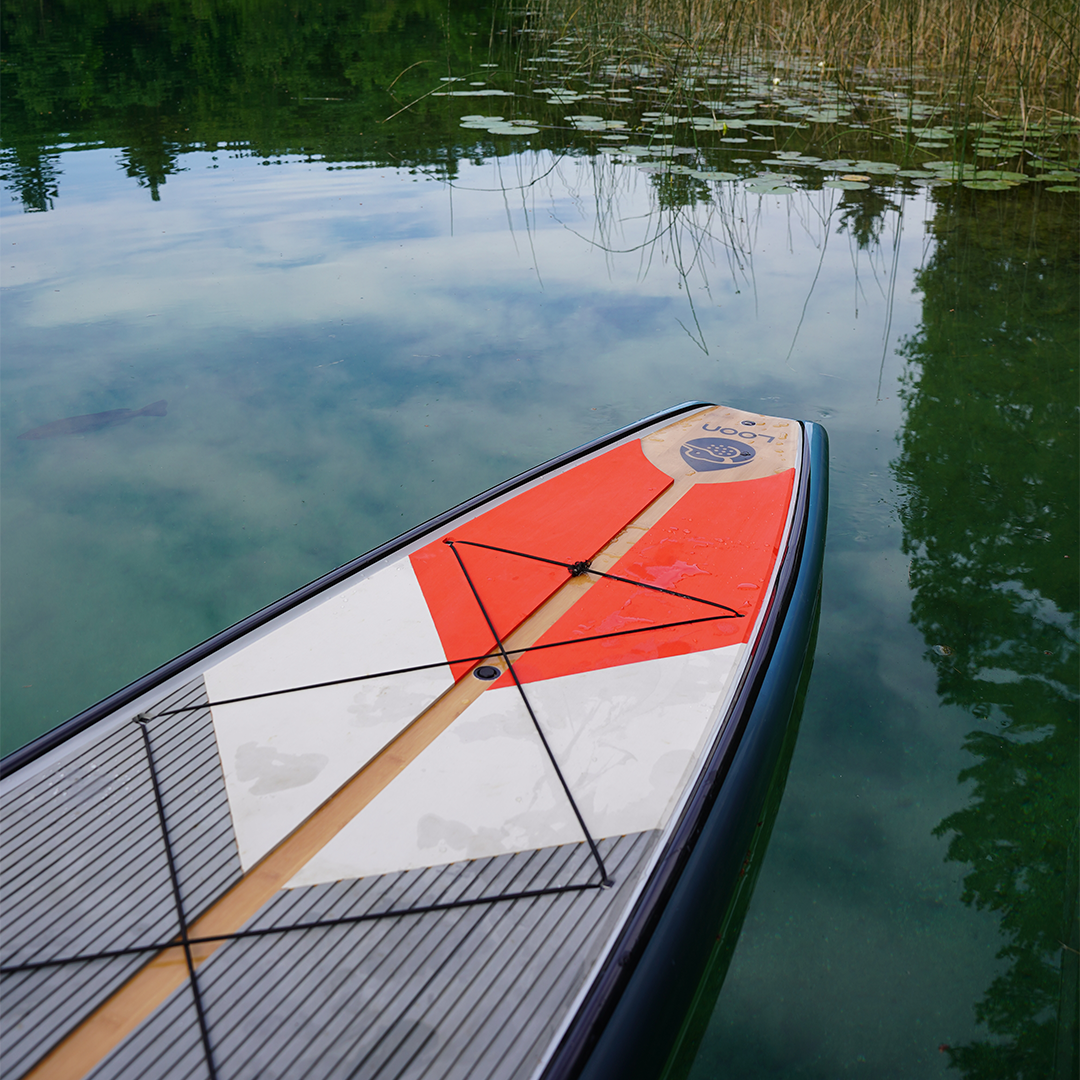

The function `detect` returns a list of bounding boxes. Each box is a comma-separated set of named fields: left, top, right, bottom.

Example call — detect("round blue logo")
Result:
left=680, top=438, right=756, bottom=471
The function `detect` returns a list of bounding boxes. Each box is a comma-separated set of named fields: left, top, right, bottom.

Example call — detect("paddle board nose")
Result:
left=640, top=403, right=799, bottom=481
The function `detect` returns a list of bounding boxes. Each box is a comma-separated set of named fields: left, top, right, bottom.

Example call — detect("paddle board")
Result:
left=0, top=401, right=828, bottom=1080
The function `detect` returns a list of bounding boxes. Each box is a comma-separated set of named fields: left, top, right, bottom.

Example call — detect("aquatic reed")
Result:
left=520, top=0, right=1079, bottom=129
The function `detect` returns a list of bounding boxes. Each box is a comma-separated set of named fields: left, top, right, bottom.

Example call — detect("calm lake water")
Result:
left=2, top=2, right=1077, bottom=1078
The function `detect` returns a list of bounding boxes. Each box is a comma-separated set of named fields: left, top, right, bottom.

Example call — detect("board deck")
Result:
left=0, top=402, right=828, bottom=1080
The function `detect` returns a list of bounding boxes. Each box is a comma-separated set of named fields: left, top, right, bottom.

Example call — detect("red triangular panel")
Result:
left=410, top=440, right=673, bottom=678
left=505, top=469, right=796, bottom=685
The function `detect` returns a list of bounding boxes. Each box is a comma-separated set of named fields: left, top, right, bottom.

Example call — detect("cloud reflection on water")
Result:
left=2, top=140, right=988, bottom=1078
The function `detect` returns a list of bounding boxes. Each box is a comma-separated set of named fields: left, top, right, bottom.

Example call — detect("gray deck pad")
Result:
left=85, top=830, right=658, bottom=1080
left=0, top=679, right=242, bottom=1080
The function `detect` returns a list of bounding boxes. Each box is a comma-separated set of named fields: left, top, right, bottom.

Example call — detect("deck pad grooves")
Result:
left=84, top=834, right=658, bottom=1080
left=0, top=679, right=240, bottom=1080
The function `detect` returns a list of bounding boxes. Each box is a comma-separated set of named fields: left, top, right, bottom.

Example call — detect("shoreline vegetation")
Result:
left=2, top=0, right=1075, bottom=215
left=518, top=0, right=1080, bottom=130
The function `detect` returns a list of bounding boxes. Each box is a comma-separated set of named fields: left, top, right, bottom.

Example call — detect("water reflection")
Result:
left=662, top=612, right=820, bottom=1079
left=894, top=190, right=1079, bottom=1078
left=1, top=0, right=507, bottom=210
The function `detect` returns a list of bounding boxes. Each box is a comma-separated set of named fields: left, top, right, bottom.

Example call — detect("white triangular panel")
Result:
left=522, top=642, right=746, bottom=837
left=287, top=685, right=587, bottom=886
left=204, top=557, right=453, bottom=869
left=287, top=643, right=745, bottom=887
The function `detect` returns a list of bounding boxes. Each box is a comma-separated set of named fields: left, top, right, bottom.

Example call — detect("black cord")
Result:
left=0, top=881, right=606, bottom=976
left=136, top=718, right=218, bottom=1080
left=152, top=613, right=737, bottom=717
left=450, top=538, right=744, bottom=617
left=3, top=536, right=747, bottom=988
left=445, top=540, right=613, bottom=887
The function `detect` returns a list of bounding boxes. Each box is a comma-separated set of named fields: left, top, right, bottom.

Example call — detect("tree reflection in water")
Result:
left=894, top=188, right=1078, bottom=1080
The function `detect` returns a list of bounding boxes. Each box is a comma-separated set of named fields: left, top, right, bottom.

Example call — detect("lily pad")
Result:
left=927, top=163, right=979, bottom=179
left=486, top=123, right=540, bottom=135
left=851, top=160, right=900, bottom=174
left=897, top=169, right=936, bottom=178
left=689, top=170, right=740, bottom=181
left=1045, top=184, right=1080, bottom=192
left=744, top=182, right=798, bottom=194
left=915, top=128, right=955, bottom=140
left=824, top=179, right=870, bottom=190
left=975, top=170, right=1029, bottom=182
left=434, top=89, right=514, bottom=98
left=962, top=179, right=1019, bottom=190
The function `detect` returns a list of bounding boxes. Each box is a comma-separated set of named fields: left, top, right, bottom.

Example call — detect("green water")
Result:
left=1, top=2, right=1076, bottom=1077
